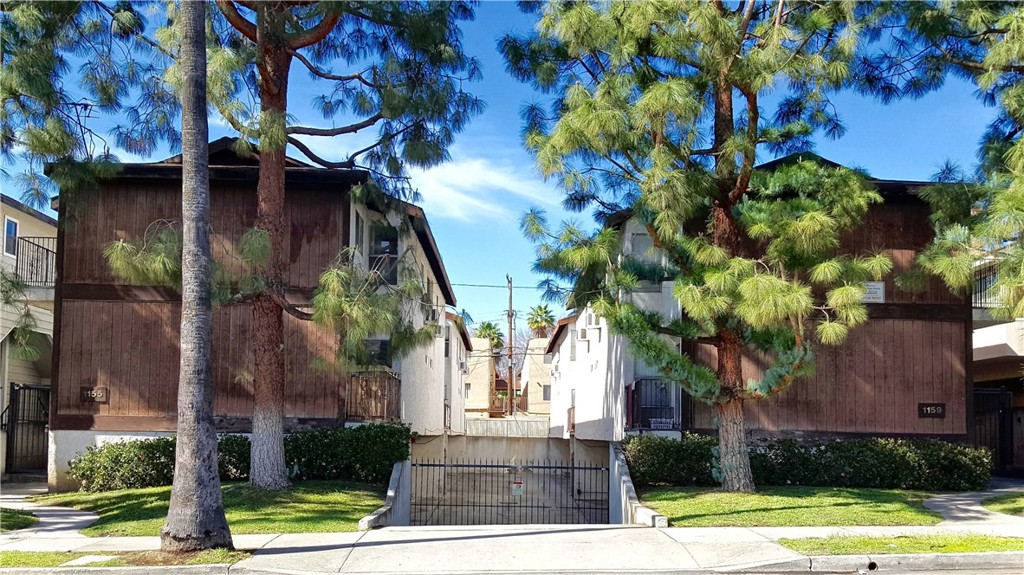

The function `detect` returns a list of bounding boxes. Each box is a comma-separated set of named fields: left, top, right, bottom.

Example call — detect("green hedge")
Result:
left=623, top=434, right=991, bottom=491
left=67, top=423, right=411, bottom=492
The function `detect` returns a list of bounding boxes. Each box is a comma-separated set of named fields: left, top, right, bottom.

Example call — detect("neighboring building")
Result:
left=463, top=337, right=495, bottom=413
left=520, top=337, right=552, bottom=415
left=548, top=156, right=970, bottom=444
left=45, top=138, right=462, bottom=489
left=0, top=195, right=57, bottom=477
left=971, top=262, right=1024, bottom=473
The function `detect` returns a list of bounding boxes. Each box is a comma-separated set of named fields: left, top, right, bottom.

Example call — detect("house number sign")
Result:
left=80, top=387, right=109, bottom=404
left=510, top=480, right=525, bottom=497
left=918, top=403, right=945, bottom=418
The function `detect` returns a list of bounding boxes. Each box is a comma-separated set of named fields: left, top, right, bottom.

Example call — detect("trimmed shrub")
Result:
left=67, top=423, right=411, bottom=491
left=622, top=433, right=717, bottom=486
left=284, top=423, right=411, bottom=484
left=624, top=434, right=991, bottom=491
left=68, top=437, right=176, bottom=492
left=217, top=434, right=251, bottom=481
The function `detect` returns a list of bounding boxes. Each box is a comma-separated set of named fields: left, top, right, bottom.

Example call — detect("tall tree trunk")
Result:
left=161, top=0, right=234, bottom=551
left=249, top=5, right=291, bottom=490
left=715, top=331, right=754, bottom=493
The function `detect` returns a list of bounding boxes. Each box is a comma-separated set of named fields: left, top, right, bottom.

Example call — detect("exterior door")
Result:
left=3, top=384, right=50, bottom=473
left=972, top=388, right=1013, bottom=473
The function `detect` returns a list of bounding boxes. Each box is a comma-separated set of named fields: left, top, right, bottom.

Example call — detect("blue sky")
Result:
left=0, top=2, right=1000, bottom=335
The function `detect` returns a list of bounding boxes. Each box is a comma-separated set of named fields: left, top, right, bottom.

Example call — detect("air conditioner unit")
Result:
left=459, top=360, right=468, bottom=374
left=427, top=308, right=440, bottom=322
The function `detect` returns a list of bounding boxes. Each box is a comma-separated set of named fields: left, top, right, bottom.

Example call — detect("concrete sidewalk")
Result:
left=4, top=524, right=1024, bottom=573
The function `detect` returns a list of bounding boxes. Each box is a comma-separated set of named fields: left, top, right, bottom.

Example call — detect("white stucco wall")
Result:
left=48, top=430, right=173, bottom=491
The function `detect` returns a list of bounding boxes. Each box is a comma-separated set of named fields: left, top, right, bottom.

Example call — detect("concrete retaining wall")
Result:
left=609, top=442, right=666, bottom=527
left=359, top=460, right=411, bottom=529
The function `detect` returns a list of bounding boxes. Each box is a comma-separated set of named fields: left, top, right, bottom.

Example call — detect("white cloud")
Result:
left=409, top=155, right=560, bottom=222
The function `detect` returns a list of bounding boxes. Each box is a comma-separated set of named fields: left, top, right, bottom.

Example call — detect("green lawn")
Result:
left=34, top=480, right=385, bottom=537
left=782, top=535, right=1024, bottom=555
left=982, top=493, right=1024, bottom=516
left=0, top=549, right=249, bottom=568
left=0, top=507, right=38, bottom=532
left=638, top=486, right=942, bottom=527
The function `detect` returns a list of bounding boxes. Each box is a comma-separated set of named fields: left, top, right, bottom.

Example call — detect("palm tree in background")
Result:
left=474, top=321, right=504, bottom=352
left=527, top=305, right=556, bottom=337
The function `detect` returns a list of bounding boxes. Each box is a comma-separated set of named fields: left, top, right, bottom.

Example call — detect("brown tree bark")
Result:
left=161, top=0, right=234, bottom=551
left=248, top=4, right=292, bottom=490
left=710, top=72, right=756, bottom=492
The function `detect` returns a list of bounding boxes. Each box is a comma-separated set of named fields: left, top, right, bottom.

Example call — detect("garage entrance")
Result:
left=410, top=458, right=609, bottom=526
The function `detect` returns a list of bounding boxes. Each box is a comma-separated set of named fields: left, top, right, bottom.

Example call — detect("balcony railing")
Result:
left=626, top=378, right=690, bottom=431
left=15, top=237, right=57, bottom=287
left=974, top=266, right=1003, bottom=309
left=345, top=372, right=401, bottom=422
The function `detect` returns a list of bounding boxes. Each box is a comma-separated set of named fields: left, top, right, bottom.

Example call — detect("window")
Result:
left=542, top=385, right=551, bottom=401
left=569, top=329, right=577, bottom=361
left=465, top=383, right=471, bottom=397
left=444, top=325, right=451, bottom=358
left=369, top=223, right=399, bottom=284
left=364, top=339, right=391, bottom=366
left=4, top=217, right=18, bottom=257
left=631, top=233, right=654, bottom=260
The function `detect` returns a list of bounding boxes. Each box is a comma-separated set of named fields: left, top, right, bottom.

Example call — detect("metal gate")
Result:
left=972, top=388, right=1013, bottom=473
left=410, top=459, right=609, bottom=526
left=2, top=384, right=50, bottom=473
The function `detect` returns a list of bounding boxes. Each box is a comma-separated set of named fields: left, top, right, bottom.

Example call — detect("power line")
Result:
left=451, top=282, right=564, bottom=290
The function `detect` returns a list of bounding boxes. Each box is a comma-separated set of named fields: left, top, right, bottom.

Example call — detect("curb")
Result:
left=725, top=551, right=1024, bottom=573
left=0, top=566, right=230, bottom=575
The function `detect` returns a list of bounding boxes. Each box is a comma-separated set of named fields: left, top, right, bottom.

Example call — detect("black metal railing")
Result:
left=410, top=458, right=609, bottom=526
left=15, top=236, right=56, bottom=287
left=626, top=378, right=689, bottom=431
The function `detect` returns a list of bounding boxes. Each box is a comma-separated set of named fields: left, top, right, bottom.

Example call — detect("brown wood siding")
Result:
left=689, top=319, right=967, bottom=435
left=55, top=300, right=345, bottom=424
left=61, top=182, right=349, bottom=292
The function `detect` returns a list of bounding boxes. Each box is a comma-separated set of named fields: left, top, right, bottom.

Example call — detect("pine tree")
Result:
left=858, top=2, right=1024, bottom=319
left=207, top=1, right=482, bottom=489
left=503, top=0, right=889, bottom=491
left=0, top=1, right=158, bottom=208
left=160, top=0, right=232, bottom=552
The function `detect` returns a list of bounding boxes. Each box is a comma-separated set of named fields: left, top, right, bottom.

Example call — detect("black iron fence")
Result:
left=15, top=237, right=57, bottom=287
left=410, top=458, right=609, bottom=526
left=973, top=265, right=999, bottom=308
left=1, top=384, right=50, bottom=473
left=626, top=378, right=690, bottom=431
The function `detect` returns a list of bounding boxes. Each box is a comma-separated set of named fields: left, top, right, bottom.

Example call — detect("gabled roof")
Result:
left=445, top=312, right=473, bottom=351
left=545, top=315, right=579, bottom=355
left=1, top=194, right=57, bottom=228
left=45, top=137, right=457, bottom=306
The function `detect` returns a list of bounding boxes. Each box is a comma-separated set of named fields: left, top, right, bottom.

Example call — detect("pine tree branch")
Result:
left=730, top=85, right=758, bottom=204
left=287, top=113, right=384, bottom=136
left=286, top=137, right=353, bottom=169
left=287, top=10, right=341, bottom=49
left=215, top=1, right=258, bottom=43
left=271, top=292, right=314, bottom=321
left=289, top=49, right=379, bottom=88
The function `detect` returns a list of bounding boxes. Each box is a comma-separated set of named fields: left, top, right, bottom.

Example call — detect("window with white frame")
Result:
left=4, top=217, right=18, bottom=257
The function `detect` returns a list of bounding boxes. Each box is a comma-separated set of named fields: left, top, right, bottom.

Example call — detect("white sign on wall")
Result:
left=863, top=281, right=885, bottom=304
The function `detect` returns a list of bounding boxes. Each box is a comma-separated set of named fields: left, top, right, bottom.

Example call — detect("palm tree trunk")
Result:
left=161, top=0, right=233, bottom=551
left=248, top=5, right=291, bottom=490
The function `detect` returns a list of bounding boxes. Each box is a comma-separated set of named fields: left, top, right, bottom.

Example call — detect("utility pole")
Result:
left=506, top=274, right=515, bottom=416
